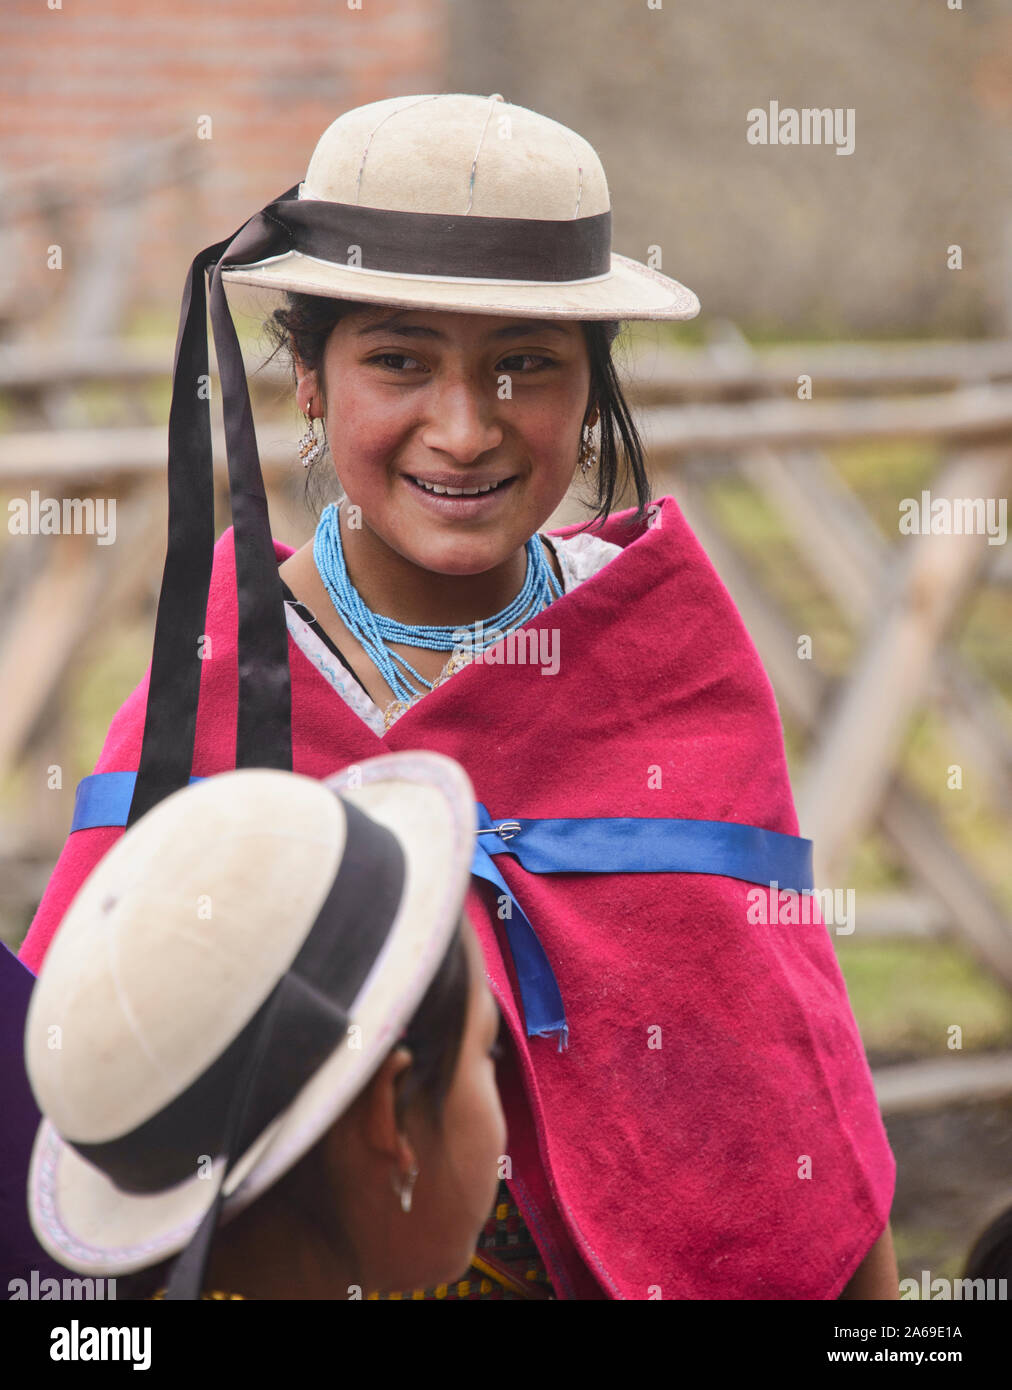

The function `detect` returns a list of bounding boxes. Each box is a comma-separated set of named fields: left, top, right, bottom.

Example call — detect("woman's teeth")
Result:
left=411, top=477, right=508, bottom=496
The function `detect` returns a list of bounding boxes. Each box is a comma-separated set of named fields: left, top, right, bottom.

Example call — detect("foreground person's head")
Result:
left=25, top=752, right=504, bottom=1299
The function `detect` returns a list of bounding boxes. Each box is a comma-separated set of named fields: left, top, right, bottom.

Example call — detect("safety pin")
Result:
left=476, top=821, right=522, bottom=842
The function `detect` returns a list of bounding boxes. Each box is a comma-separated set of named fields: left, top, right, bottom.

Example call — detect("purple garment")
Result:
left=0, top=942, right=74, bottom=1296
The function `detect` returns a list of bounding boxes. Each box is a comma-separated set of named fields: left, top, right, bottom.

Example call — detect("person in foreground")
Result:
left=23, top=751, right=506, bottom=1300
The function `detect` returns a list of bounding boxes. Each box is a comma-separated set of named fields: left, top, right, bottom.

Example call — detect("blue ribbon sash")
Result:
left=69, top=771, right=814, bottom=1050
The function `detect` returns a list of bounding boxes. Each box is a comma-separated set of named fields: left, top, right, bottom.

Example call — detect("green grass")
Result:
left=830, top=439, right=943, bottom=534
left=627, top=317, right=965, bottom=354
left=960, top=586, right=1012, bottom=693
left=66, top=623, right=153, bottom=781
left=707, top=476, right=858, bottom=676
left=836, top=937, right=1012, bottom=1057
left=892, top=1226, right=968, bottom=1285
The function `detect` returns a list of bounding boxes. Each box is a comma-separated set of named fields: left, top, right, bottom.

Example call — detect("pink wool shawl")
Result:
left=19, top=494, right=895, bottom=1299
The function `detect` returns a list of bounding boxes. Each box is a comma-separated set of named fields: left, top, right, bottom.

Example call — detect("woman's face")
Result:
left=297, top=306, right=593, bottom=578
left=341, top=918, right=507, bottom=1294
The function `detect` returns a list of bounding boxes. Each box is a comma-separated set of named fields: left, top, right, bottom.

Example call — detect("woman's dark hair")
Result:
left=964, top=1202, right=1012, bottom=1282
left=260, top=292, right=651, bottom=532
left=394, top=915, right=472, bottom=1125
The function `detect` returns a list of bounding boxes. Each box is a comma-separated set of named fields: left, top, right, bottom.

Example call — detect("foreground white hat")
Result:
left=221, top=91, right=700, bottom=321
left=25, top=751, right=477, bottom=1278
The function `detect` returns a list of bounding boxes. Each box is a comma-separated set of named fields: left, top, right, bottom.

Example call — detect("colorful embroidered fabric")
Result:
left=367, top=1178, right=555, bottom=1300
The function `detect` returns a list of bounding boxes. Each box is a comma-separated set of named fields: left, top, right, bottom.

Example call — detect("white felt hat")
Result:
left=25, top=751, right=477, bottom=1278
left=220, top=91, right=700, bottom=321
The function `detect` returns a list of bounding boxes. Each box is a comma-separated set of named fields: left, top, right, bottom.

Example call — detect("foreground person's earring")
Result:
left=395, top=1163, right=419, bottom=1213
left=298, top=409, right=324, bottom=468
left=578, top=422, right=599, bottom=477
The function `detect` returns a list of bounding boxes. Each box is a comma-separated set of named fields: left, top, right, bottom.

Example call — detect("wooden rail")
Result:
left=622, top=338, right=1012, bottom=401
left=4, top=387, right=1012, bottom=479
left=5, top=335, right=1012, bottom=395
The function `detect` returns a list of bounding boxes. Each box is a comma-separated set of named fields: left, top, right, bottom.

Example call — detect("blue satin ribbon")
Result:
left=70, top=772, right=814, bottom=1050
left=72, top=771, right=203, bottom=831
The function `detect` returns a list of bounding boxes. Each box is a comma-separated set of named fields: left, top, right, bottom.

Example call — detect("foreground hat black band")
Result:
left=70, top=798, right=405, bottom=1197
left=161, top=798, right=406, bottom=1300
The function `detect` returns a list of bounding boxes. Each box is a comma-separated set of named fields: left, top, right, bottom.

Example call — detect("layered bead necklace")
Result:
left=312, top=501, right=564, bottom=712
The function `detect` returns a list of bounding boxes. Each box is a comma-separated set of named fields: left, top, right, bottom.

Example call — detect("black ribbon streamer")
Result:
left=127, top=183, right=301, bottom=826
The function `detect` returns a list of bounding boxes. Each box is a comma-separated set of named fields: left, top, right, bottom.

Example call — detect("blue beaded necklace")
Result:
left=312, top=501, right=564, bottom=705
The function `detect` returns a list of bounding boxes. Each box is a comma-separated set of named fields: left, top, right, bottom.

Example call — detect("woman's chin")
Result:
left=395, top=537, right=520, bottom=579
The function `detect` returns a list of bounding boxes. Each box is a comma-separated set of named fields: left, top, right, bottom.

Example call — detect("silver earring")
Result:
left=578, top=422, right=598, bottom=477
left=398, top=1164, right=419, bottom=1214
left=298, top=410, right=324, bottom=468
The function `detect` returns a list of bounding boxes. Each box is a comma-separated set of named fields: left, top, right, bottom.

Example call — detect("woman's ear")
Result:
left=294, top=361, right=318, bottom=418
left=355, top=1045, right=417, bottom=1163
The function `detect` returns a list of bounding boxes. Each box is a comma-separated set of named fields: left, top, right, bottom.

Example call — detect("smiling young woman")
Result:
left=17, top=92, right=898, bottom=1301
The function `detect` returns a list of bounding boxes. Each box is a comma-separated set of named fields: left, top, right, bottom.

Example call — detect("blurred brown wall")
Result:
left=448, top=0, right=1012, bottom=337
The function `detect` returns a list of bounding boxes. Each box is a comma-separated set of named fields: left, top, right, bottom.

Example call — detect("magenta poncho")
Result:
left=20, top=494, right=895, bottom=1299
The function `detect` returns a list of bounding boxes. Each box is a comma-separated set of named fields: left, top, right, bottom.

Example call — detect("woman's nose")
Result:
left=420, top=379, right=504, bottom=463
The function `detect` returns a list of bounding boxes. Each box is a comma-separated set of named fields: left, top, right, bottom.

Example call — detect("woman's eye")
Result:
left=369, top=352, right=553, bottom=374
left=498, top=354, right=553, bottom=373
left=369, top=353, right=425, bottom=371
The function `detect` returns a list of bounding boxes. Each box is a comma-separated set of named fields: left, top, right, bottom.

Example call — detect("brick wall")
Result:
left=0, top=0, right=448, bottom=328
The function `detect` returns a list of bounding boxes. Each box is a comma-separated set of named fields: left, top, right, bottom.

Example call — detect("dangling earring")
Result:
left=298, top=409, right=324, bottom=468
left=578, top=421, right=598, bottom=477
left=394, top=1163, right=419, bottom=1214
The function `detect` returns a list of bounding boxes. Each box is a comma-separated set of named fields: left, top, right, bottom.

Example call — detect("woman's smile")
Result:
left=402, top=470, right=520, bottom=517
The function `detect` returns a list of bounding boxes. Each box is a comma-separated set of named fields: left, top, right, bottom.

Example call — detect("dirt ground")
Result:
left=881, top=1087, right=1012, bottom=1284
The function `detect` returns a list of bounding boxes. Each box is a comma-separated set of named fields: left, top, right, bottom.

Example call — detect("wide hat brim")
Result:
left=222, top=249, right=700, bottom=322
left=27, top=751, right=478, bottom=1277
